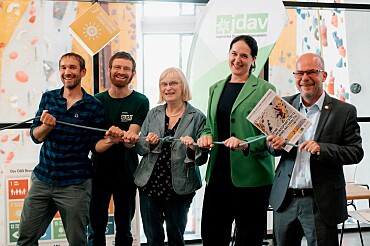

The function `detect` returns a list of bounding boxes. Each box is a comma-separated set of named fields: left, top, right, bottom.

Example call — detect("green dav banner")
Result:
left=187, top=0, right=288, bottom=114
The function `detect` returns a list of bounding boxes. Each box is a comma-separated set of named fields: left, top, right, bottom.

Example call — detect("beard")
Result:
left=110, top=72, right=133, bottom=88
left=62, top=76, right=81, bottom=89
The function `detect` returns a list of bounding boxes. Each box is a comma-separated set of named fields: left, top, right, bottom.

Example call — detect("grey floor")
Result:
left=187, top=230, right=370, bottom=245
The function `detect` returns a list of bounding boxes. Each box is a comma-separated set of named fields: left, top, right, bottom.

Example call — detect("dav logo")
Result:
left=216, top=13, right=268, bottom=34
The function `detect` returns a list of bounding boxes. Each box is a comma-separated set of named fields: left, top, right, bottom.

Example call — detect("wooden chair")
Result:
left=340, top=183, right=370, bottom=246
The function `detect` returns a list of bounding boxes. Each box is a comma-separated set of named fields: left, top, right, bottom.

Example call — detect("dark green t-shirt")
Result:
left=93, top=90, right=149, bottom=181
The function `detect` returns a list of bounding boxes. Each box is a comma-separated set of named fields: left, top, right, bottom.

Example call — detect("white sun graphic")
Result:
left=83, top=22, right=102, bottom=41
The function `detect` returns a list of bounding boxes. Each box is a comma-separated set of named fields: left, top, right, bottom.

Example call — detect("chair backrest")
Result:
left=344, top=164, right=359, bottom=183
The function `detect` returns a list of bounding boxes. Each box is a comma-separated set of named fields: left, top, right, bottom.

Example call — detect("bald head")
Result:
left=296, top=53, right=325, bottom=70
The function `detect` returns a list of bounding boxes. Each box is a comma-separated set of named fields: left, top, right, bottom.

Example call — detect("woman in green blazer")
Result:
left=197, top=35, right=276, bottom=246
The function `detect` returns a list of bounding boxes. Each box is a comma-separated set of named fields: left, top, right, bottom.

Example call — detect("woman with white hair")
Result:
left=135, top=67, right=209, bottom=246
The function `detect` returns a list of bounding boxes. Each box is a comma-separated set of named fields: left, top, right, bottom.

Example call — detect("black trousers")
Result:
left=88, top=178, right=137, bottom=246
left=201, top=183, right=272, bottom=246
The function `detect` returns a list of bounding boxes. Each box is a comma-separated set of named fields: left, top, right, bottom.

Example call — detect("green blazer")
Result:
left=201, top=74, right=275, bottom=187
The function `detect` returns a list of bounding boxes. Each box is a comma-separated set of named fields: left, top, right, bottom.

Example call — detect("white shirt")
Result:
left=289, top=93, right=325, bottom=189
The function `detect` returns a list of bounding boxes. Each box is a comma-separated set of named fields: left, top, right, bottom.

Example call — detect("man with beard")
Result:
left=88, top=51, right=149, bottom=246
left=17, top=52, right=117, bottom=245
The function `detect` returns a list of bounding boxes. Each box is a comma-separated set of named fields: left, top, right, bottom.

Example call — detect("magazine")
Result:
left=246, top=89, right=312, bottom=152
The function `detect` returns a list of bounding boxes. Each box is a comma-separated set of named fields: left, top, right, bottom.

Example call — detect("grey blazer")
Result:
left=269, top=92, right=364, bottom=226
left=134, top=102, right=208, bottom=195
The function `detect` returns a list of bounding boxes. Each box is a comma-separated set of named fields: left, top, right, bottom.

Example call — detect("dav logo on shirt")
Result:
left=121, top=112, right=133, bottom=122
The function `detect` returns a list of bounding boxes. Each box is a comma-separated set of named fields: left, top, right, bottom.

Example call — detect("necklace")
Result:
left=166, top=103, right=185, bottom=117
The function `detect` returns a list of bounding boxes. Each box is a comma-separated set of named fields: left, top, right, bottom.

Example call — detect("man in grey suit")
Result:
left=267, top=53, right=364, bottom=246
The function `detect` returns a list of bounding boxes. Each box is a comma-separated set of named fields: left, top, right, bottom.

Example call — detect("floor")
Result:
left=185, top=230, right=370, bottom=245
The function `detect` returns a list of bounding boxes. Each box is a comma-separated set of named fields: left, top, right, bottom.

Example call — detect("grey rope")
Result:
left=0, top=116, right=108, bottom=133
left=161, top=135, right=268, bottom=147
left=1, top=116, right=299, bottom=147
left=156, top=133, right=299, bottom=147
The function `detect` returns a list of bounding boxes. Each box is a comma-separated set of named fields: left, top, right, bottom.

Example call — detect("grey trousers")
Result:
left=17, top=173, right=92, bottom=246
left=274, top=195, right=339, bottom=246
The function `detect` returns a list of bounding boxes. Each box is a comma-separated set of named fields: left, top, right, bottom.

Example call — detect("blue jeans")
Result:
left=139, top=191, right=194, bottom=246
left=17, top=172, right=91, bottom=246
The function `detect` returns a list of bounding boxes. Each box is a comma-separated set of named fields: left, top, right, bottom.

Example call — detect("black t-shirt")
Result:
left=210, top=82, right=244, bottom=187
left=92, top=90, right=149, bottom=182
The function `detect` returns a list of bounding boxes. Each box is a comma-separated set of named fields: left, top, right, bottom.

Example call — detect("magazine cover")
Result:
left=247, top=89, right=312, bottom=152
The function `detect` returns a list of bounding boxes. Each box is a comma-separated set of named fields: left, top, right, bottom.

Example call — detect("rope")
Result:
left=0, top=117, right=40, bottom=131
left=162, top=135, right=268, bottom=147
left=1, top=116, right=298, bottom=147
left=0, top=116, right=108, bottom=133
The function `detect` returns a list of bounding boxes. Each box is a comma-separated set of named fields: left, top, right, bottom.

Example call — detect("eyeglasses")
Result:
left=112, top=65, right=133, bottom=72
left=160, top=81, right=180, bottom=87
left=293, top=69, right=324, bottom=79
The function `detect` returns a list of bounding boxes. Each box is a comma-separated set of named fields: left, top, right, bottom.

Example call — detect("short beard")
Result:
left=110, top=73, right=133, bottom=88
left=63, top=78, right=81, bottom=90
